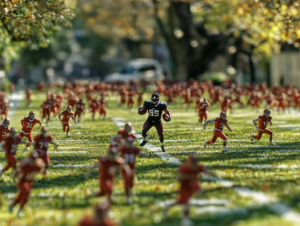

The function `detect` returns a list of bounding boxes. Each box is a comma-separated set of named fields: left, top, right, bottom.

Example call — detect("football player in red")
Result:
left=19, top=111, right=42, bottom=152
left=78, top=201, right=116, bottom=226
left=0, top=118, right=10, bottom=142
left=119, top=137, right=140, bottom=204
left=251, top=109, right=273, bottom=145
left=203, top=111, right=232, bottom=153
left=197, top=97, right=210, bottom=125
left=221, top=95, right=232, bottom=113
left=41, top=98, right=52, bottom=124
left=29, top=127, right=58, bottom=174
left=163, top=154, right=213, bottom=226
left=138, top=92, right=171, bottom=152
left=99, top=96, right=107, bottom=120
left=85, top=146, right=131, bottom=203
left=89, top=97, right=99, bottom=120
left=58, top=105, right=76, bottom=138
left=75, top=98, right=85, bottom=122
left=137, top=92, right=143, bottom=106
left=127, top=91, right=136, bottom=109
left=25, top=88, right=32, bottom=107
left=0, top=100, right=9, bottom=121
left=9, top=156, right=43, bottom=218
left=49, top=94, right=58, bottom=117
left=111, top=123, right=136, bottom=150
left=0, top=128, right=27, bottom=177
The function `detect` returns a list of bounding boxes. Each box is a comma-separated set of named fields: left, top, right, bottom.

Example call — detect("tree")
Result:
left=0, top=0, right=75, bottom=69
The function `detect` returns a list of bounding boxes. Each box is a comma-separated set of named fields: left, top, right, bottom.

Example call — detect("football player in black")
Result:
left=138, top=92, right=171, bottom=152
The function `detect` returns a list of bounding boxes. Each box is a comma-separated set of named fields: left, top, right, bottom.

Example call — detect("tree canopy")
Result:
left=0, top=0, right=75, bottom=67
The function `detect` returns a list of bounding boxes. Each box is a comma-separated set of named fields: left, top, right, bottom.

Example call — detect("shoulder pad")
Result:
left=143, top=100, right=152, bottom=108
left=160, top=102, right=167, bottom=108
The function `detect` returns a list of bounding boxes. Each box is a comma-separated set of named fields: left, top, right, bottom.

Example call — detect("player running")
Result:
left=0, top=128, right=27, bottom=177
left=138, top=92, right=171, bottom=152
left=119, top=137, right=140, bottom=204
left=111, top=123, right=136, bottom=150
left=9, top=156, right=43, bottom=218
left=29, top=127, right=58, bottom=174
left=163, top=154, right=213, bottom=226
left=0, top=118, right=10, bottom=142
left=85, top=146, right=131, bottom=203
left=203, top=112, right=232, bottom=153
left=78, top=201, right=116, bottom=226
left=19, top=111, right=42, bottom=152
left=58, top=105, right=76, bottom=138
left=74, top=98, right=85, bottom=122
left=251, top=109, right=273, bottom=145
left=41, top=98, right=52, bottom=123
left=197, top=97, right=210, bottom=126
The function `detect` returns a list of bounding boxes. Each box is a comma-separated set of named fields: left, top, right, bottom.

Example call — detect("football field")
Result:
left=1, top=92, right=300, bottom=226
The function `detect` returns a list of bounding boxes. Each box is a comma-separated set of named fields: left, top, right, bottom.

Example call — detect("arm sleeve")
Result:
left=206, top=119, right=216, bottom=123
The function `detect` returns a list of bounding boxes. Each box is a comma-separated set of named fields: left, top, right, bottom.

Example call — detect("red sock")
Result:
left=269, top=135, right=272, bottom=142
left=67, top=128, right=70, bottom=133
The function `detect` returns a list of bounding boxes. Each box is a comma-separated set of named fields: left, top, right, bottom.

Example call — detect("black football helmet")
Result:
left=151, top=92, right=160, bottom=105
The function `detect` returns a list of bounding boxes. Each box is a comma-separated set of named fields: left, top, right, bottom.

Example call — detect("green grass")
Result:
left=1, top=92, right=300, bottom=226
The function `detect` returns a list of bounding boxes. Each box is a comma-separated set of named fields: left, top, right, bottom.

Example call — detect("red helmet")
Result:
left=138, top=107, right=147, bottom=115
left=2, top=118, right=10, bottom=128
left=189, top=154, right=198, bottom=163
left=41, top=126, right=47, bottom=133
left=220, top=111, right=227, bottom=120
left=29, top=111, right=35, bottom=119
left=10, top=128, right=16, bottom=134
left=124, top=123, right=132, bottom=133
left=264, top=109, right=271, bottom=116
left=162, top=113, right=171, bottom=122
left=66, top=105, right=72, bottom=112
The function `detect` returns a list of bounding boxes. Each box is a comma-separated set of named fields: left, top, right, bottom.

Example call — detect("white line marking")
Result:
left=157, top=199, right=230, bottom=207
left=48, top=151, right=87, bottom=154
left=52, top=164, right=85, bottom=168
left=195, top=206, right=248, bottom=216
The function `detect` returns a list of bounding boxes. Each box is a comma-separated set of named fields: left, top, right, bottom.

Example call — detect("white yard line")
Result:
left=111, top=117, right=300, bottom=223
left=157, top=199, right=230, bottom=207
left=48, top=151, right=87, bottom=154
left=52, top=164, right=86, bottom=168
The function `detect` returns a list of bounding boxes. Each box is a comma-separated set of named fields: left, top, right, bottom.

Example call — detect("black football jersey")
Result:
left=143, top=100, right=167, bottom=122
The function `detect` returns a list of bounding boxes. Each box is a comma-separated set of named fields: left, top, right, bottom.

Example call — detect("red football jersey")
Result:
left=120, top=146, right=140, bottom=169
left=17, top=159, right=42, bottom=182
left=179, top=162, right=205, bottom=184
left=0, top=125, right=10, bottom=141
left=90, top=100, right=99, bottom=109
left=43, top=100, right=52, bottom=110
left=199, top=102, right=210, bottom=113
left=258, top=115, right=272, bottom=130
left=34, top=134, right=53, bottom=154
left=3, top=136, right=22, bottom=154
left=117, top=130, right=136, bottom=142
left=60, top=110, right=74, bottom=122
left=76, top=102, right=85, bottom=111
left=214, top=117, right=227, bottom=131
left=99, top=157, right=123, bottom=181
left=21, top=117, right=41, bottom=133
left=79, top=216, right=116, bottom=226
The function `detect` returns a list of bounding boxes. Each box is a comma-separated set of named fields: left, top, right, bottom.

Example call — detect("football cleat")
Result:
left=151, top=92, right=160, bottom=105
left=181, top=217, right=193, bottom=226
left=140, top=140, right=148, bottom=147
left=29, top=111, right=35, bottom=119
left=126, top=197, right=132, bottom=204
left=66, top=134, right=70, bottom=138
left=22, top=147, right=28, bottom=152
left=269, top=142, right=274, bottom=146
left=251, top=134, right=254, bottom=141
left=203, top=141, right=207, bottom=148
left=2, top=118, right=10, bottom=128
left=162, top=113, right=171, bottom=122
left=17, top=209, right=24, bottom=218
left=138, top=107, right=147, bottom=115
left=222, top=148, right=230, bottom=153
left=161, top=145, right=165, bottom=152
